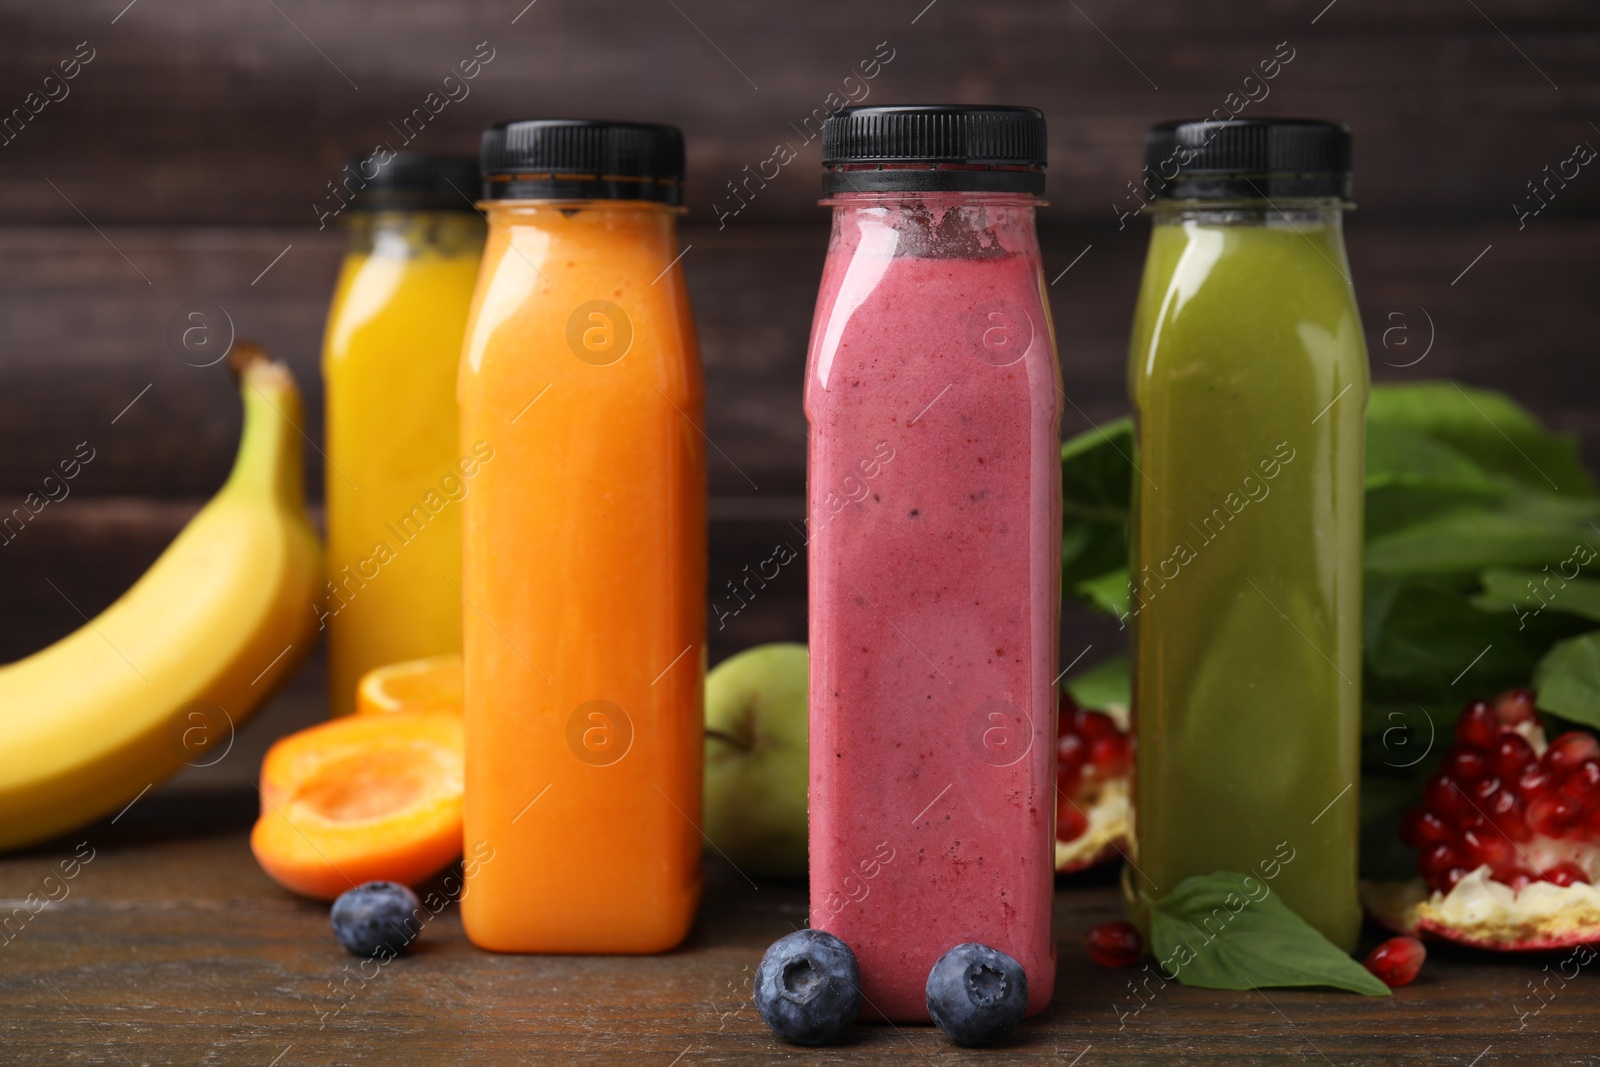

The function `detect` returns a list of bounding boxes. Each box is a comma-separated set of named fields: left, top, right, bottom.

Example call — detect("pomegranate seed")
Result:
left=1497, top=870, right=1536, bottom=895
left=1400, top=807, right=1448, bottom=848
left=1493, top=734, right=1536, bottom=780
left=1524, top=795, right=1561, bottom=835
left=1078, top=710, right=1118, bottom=742
left=1456, top=701, right=1499, bottom=749
left=1364, top=936, right=1426, bottom=988
left=1489, top=857, right=1523, bottom=879
left=1423, top=773, right=1470, bottom=822
left=1057, top=729, right=1087, bottom=795
left=1564, top=760, right=1600, bottom=801
left=1055, top=697, right=1132, bottom=858
left=1084, top=921, right=1142, bottom=968
left=1056, top=797, right=1089, bottom=843
left=1418, top=842, right=1459, bottom=879
left=1518, top=764, right=1554, bottom=798
left=1527, top=794, right=1583, bottom=838
left=1489, top=797, right=1533, bottom=843
left=1494, top=688, right=1538, bottom=726
left=1461, top=826, right=1511, bottom=870
left=1088, top=733, right=1130, bottom=776
left=1542, top=861, right=1591, bottom=887
left=1446, top=747, right=1488, bottom=782
left=1546, top=732, right=1600, bottom=773
left=1058, top=732, right=1087, bottom=772
left=1400, top=690, right=1600, bottom=895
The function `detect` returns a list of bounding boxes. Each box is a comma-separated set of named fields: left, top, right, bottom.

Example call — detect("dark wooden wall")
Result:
left=3, top=0, right=1598, bottom=672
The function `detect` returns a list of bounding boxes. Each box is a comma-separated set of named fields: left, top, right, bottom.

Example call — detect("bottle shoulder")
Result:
left=1130, top=225, right=1367, bottom=388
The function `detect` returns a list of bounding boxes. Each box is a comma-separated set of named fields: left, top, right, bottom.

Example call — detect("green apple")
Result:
left=704, top=642, right=809, bottom=880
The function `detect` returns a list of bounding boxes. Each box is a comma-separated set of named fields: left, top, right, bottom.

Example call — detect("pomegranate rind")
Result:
left=1055, top=699, right=1131, bottom=874
left=1362, top=870, right=1600, bottom=951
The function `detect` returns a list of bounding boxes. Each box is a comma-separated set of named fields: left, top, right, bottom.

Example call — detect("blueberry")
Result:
left=330, top=881, right=422, bottom=958
left=754, top=929, right=862, bottom=1045
left=924, top=942, right=1028, bottom=1047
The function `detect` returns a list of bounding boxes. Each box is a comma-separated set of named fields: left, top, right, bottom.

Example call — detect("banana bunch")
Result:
left=0, top=344, right=322, bottom=852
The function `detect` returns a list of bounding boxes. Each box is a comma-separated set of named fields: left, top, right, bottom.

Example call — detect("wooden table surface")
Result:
left=0, top=666, right=1593, bottom=1067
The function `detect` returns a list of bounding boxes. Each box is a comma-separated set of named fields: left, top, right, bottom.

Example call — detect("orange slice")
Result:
left=250, top=711, right=463, bottom=900
left=355, top=653, right=463, bottom=716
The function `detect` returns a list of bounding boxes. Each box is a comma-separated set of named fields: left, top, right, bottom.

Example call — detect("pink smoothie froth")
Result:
left=805, top=202, right=1062, bottom=1022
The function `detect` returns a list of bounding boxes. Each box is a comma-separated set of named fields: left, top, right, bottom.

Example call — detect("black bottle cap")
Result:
left=821, top=105, right=1047, bottom=195
left=479, top=119, right=685, bottom=204
left=1144, top=118, right=1353, bottom=200
left=340, top=151, right=480, bottom=212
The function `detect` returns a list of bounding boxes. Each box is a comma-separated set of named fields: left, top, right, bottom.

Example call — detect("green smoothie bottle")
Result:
left=1127, top=119, right=1367, bottom=951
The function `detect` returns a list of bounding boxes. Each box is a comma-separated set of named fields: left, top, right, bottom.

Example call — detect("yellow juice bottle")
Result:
left=321, top=152, right=485, bottom=715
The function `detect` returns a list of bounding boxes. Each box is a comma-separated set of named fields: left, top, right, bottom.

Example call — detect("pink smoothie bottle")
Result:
left=804, top=105, right=1061, bottom=1022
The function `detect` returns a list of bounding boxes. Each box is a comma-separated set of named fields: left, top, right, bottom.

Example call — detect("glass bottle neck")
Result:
left=481, top=200, right=683, bottom=219
left=1149, top=198, right=1347, bottom=230
left=345, top=210, right=485, bottom=258
left=826, top=194, right=1042, bottom=260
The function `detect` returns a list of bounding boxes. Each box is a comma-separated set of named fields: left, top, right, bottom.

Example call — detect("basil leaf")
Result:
left=1533, top=631, right=1600, bottom=731
left=1149, top=872, right=1390, bottom=996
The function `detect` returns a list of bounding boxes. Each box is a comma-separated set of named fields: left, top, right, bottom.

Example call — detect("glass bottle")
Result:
left=806, top=105, right=1061, bottom=1021
left=458, top=121, right=705, bottom=954
left=1127, top=119, right=1367, bottom=950
left=322, top=152, right=484, bottom=715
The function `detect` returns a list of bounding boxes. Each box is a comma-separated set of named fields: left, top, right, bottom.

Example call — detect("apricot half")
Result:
left=251, top=711, right=463, bottom=900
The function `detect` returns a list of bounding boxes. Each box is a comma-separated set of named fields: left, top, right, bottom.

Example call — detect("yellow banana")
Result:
left=0, top=343, right=322, bottom=852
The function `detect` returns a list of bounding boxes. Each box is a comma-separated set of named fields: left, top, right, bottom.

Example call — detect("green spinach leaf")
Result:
left=1061, top=417, right=1135, bottom=595
left=1532, top=631, right=1600, bottom=731
left=1474, top=566, right=1600, bottom=623
left=1065, top=653, right=1130, bottom=712
left=1367, top=382, right=1593, bottom=498
left=1076, top=568, right=1131, bottom=618
left=1365, top=491, right=1600, bottom=577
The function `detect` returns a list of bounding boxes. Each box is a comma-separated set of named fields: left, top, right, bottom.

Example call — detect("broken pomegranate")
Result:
left=1363, top=936, right=1425, bottom=988
left=1085, top=920, right=1143, bottom=968
left=1055, top=689, right=1131, bottom=873
left=1363, top=688, right=1600, bottom=951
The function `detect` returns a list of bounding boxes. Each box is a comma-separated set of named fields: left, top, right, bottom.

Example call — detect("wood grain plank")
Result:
left=0, top=219, right=1596, bottom=501
left=0, top=497, right=818, bottom=663
left=0, top=1, right=1597, bottom=225
left=0, top=787, right=1586, bottom=1065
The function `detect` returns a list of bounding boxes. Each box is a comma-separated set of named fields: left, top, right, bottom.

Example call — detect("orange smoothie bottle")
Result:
left=321, top=153, right=484, bottom=715
left=459, top=120, right=705, bottom=953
